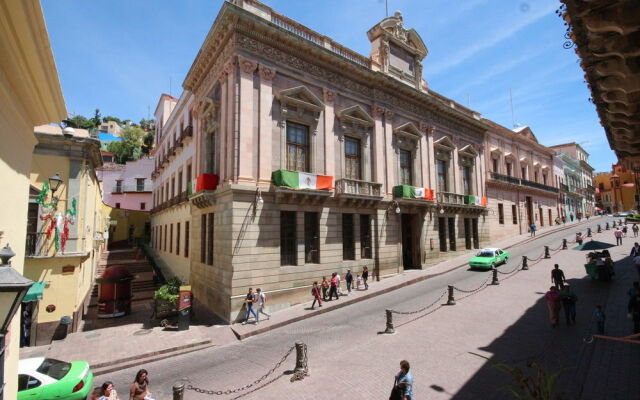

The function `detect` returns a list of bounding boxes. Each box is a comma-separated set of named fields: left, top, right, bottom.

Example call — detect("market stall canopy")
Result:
left=22, top=281, right=45, bottom=302
left=573, top=241, right=615, bottom=251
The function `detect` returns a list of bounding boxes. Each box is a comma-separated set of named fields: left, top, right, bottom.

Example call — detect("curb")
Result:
left=231, top=217, right=605, bottom=341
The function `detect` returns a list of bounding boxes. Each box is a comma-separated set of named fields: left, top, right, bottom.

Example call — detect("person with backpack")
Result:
left=255, top=288, right=270, bottom=321
left=310, top=282, right=322, bottom=310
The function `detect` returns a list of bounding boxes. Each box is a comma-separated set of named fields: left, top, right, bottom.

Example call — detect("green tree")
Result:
left=62, top=114, right=95, bottom=130
left=105, top=125, right=146, bottom=163
left=91, top=109, right=102, bottom=128
left=102, top=116, right=124, bottom=126
left=142, top=131, right=155, bottom=155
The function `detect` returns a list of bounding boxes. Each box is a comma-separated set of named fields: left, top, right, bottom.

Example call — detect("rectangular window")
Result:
left=462, top=165, right=473, bottom=195
left=543, top=174, right=547, bottom=185
left=286, top=122, right=309, bottom=172
left=534, top=171, right=539, bottom=183
left=506, top=162, right=513, bottom=177
left=342, top=214, right=355, bottom=260
left=115, top=180, right=122, bottom=192
left=280, top=211, right=297, bottom=266
left=184, top=221, right=189, bottom=258
left=178, top=170, right=183, bottom=194
left=140, top=202, right=146, bottom=210
left=344, top=137, right=361, bottom=180
left=438, top=217, right=447, bottom=252
left=170, top=224, right=173, bottom=253
left=304, top=212, right=320, bottom=264
left=176, top=222, right=181, bottom=256
left=171, top=176, right=176, bottom=198
left=548, top=209, right=553, bottom=226
left=437, top=159, right=448, bottom=192
left=539, top=207, right=544, bottom=227
left=136, top=178, right=145, bottom=191
left=207, top=213, right=214, bottom=266
left=360, top=214, right=372, bottom=259
left=186, top=163, right=192, bottom=187
left=492, top=158, right=498, bottom=173
left=521, top=167, right=526, bottom=180
left=163, top=225, right=167, bottom=251
left=448, top=217, right=456, bottom=251
left=472, top=218, right=479, bottom=249
left=200, top=214, right=206, bottom=263
left=498, top=203, right=504, bottom=224
left=512, top=205, right=518, bottom=224
left=399, top=149, right=412, bottom=185
left=464, top=218, right=472, bottom=250
left=115, top=203, right=121, bottom=209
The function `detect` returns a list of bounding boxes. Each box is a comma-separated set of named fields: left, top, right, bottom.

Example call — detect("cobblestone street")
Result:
left=98, top=217, right=639, bottom=399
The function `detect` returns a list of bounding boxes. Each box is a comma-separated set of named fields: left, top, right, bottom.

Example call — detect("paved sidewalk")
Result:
left=18, top=216, right=606, bottom=375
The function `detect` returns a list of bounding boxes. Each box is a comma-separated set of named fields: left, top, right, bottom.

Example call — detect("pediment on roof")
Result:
left=394, top=122, right=421, bottom=139
left=337, top=105, right=374, bottom=127
left=459, top=144, right=478, bottom=157
left=514, top=126, right=539, bottom=143
left=368, top=12, right=428, bottom=59
left=434, top=135, right=455, bottom=149
left=277, top=86, right=324, bottom=112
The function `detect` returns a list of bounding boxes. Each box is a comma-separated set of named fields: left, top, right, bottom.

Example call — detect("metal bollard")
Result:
left=294, top=341, right=308, bottom=373
left=587, top=227, right=592, bottom=237
left=544, top=245, right=550, bottom=258
left=384, top=310, right=395, bottom=334
left=606, top=222, right=610, bottom=230
left=491, top=267, right=500, bottom=285
left=447, top=285, right=456, bottom=305
left=522, top=255, right=529, bottom=270
left=597, top=224, right=602, bottom=233
left=173, top=382, right=185, bottom=400
left=562, top=238, right=567, bottom=250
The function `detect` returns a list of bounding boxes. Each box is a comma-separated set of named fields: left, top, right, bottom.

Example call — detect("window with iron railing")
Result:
left=400, top=149, right=412, bottom=185
left=437, top=159, right=448, bottom=192
left=136, top=178, right=145, bottom=191
left=344, top=137, right=361, bottom=180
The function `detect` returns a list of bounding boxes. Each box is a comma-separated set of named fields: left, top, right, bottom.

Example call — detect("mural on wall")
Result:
left=36, top=181, right=78, bottom=252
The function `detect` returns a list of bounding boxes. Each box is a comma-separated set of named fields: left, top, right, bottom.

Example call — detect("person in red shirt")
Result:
left=328, top=272, right=339, bottom=300
left=310, top=282, right=322, bottom=310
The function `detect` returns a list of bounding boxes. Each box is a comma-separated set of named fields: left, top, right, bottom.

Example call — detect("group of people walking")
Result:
left=242, top=287, right=270, bottom=325
left=310, top=267, right=370, bottom=310
left=91, top=369, right=152, bottom=400
left=545, top=264, right=579, bottom=328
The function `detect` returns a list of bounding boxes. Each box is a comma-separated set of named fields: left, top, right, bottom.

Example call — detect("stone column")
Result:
left=427, top=127, right=436, bottom=189
left=452, top=140, right=460, bottom=193
left=478, top=150, right=486, bottom=198
left=323, top=89, right=335, bottom=177
left=223, top=61, right=236, bottom=184
left=237, top=56, right=257, bottom=183
left=258, top=65, right=275, bottom=183
left=372, top=106, right=385, bottom=187
left=419, top=123, right=430, bottom=188
left=384, top=109, right=394, bottom=195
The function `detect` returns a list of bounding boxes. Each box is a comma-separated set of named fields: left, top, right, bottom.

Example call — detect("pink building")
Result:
left=97, top=157, right=154, bottom=211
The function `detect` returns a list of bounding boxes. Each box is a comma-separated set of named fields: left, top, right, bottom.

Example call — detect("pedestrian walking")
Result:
left=242, top=288, right=258, bottom=325
left=328, top=272, right=339, bottom=300
left=628, top=294, right=640, bottom=334
left=576, top=232, right=584, bottom=245
left=129, top=369, right=152, bottom=400
left=336, top=272, right=342, bottom=295
left=321, top=276, right=329, bottom=301
left=99, top=381, right=119, bottom=400
left=310, top=281, right=322, bottom=309
left=560, top=284, right=577, bottom=325
left=345, top=269, right=353, bottom=294
left=362, top=266, right=369, bottom=290
left=544, top=286, right=562, bottom=327
left=570, top=213, right=574, bottom=222
left=630, top=242, right=640, bottom=257
left=390, top=360, right=414, bottom=400
left=623, top=225, right=628, bottom=237
left=356, top=274, right=363, bottom=290
left=614, top=227, right=623, bottom=245
left=530, top=222, right=537, bottom=237
left=551, top=264, right=566, bottom=290
left=633, top=223, right=639, bottom=237
left=593, top=305, right=606, bottom=334
left=255, top=288, right=270, bottom=321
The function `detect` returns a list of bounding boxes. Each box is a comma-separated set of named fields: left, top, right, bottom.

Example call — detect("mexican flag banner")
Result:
left=272, top=170, right=333, bottom=190
left=393, top=185, right=435, bottom=200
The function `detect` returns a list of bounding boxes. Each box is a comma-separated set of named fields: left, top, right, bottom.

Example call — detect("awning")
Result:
left=22, top=281, right=45, bottom=302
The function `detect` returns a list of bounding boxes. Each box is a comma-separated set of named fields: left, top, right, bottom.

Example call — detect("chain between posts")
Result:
left=389, top=290, right=448, bottom=315
left=453, top=275, right=493, bottom=294
left=186, top=345, right=296, bottom=396
left=496, top=260, right=523, bottom=275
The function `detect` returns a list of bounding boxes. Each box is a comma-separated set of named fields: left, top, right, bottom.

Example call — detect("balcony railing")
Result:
left=25, top=232, right=47, bottom=256
left=436, top=192, right=466, bottom=205
left=335, top=179, right=382, bottom=197
left=560, top=183, right=569, bottom=192
left=180, top=125, right=193, bottom=141
left=112, top=184, right=153, bottom=193
left=489, top=172, right=559, bottom=194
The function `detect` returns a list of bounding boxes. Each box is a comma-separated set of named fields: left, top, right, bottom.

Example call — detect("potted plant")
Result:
left=152, top=277, right=181, bottom=319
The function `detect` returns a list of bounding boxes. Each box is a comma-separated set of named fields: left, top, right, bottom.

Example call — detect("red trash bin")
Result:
left=97, top=265, right=133, bottom=318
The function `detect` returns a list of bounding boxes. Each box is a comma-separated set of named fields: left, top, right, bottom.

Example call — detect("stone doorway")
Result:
left=401, top=213, right=421, bottom=269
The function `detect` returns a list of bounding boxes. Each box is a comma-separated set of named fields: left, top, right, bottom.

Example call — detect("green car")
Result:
left=18, top=357, right=94, bottom=400
left=469, top=248, right=510, bottom=270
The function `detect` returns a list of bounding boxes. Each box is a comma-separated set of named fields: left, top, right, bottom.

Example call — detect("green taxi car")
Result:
left=18, top=357, right=94, bottom=400
left=469, top=248, right=510, bottom=270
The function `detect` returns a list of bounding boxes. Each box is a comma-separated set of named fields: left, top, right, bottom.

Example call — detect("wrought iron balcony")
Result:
left=436, top=192, right=466, bottom=205
left=488, top=172, right=559, bottom=194
left=112, top=184, right=153, bottom=193
left=335, top=179, right=382, bottom=198
left=560, top=183, right=569, bottom=192
left=489, top=172, right=520, bottom=185
left=25, top=232, right=47, bottom=257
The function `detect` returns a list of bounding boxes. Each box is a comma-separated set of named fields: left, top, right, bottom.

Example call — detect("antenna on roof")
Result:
left=385, top=0, right=389, bottom=17
left=509, top=88, right=518, bottom=129
left=466, top=94, right=471, bottom=108
left=169, top=77, right=172, bottom=97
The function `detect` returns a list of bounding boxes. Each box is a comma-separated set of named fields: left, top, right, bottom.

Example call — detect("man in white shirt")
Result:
left=336, top=273, right=342, bottom=295
left=255, top=288, right=270, bottom=321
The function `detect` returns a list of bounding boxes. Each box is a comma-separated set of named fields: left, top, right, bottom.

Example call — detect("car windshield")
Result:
left=476, top=251, right=494, bottom=257
left=36, top=359, right=72, bottom=381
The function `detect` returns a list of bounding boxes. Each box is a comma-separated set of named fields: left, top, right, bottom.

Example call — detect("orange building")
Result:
left=595, top=164, right=638, bottom=213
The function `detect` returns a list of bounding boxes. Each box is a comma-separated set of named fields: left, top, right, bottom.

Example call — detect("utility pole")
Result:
left=509, top=88, right=516, bottom=129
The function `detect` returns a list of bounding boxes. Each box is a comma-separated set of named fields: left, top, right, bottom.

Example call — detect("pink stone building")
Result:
left=97, top=157, right=154, bottom=211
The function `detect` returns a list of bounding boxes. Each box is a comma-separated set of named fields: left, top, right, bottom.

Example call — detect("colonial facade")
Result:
left=549, top=143, right=596, bottom=219
left=150, top=0, right=490, bottom=321
left=594, top=164, right=638, bottom=213
left=483, top=120, right=559, bottom=241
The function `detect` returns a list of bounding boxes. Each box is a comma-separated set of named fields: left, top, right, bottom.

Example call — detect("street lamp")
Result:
left=48, top=173, right=63, bottom=193
left=0, top=244, right=33, bottom=400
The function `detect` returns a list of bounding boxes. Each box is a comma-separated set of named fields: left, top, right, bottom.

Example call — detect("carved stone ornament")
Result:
left=323, top=89, right=336, bottom=104
left=373, top=105, right=386, bottom=118
left=258, top=64, right=276, bottom=81
left=419, top=122, right=435, bottom=135
left=384, top=109, right=394, bottom=120
left=239, top=57, right=258, bottom=75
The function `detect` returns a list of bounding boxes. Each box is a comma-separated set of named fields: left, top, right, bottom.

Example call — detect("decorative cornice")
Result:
left=238, top=56, right=258, bottom=75
left=258, top=64, right=276, bottom=82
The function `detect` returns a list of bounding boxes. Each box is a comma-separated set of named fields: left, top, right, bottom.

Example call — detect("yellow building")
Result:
left=594, top=164, right=638, bottom=213
left=0, top=0, right=67, bottom=396
left=22, top=125, right=105, bottom=345
left=101, top=203, right=150, bottom=247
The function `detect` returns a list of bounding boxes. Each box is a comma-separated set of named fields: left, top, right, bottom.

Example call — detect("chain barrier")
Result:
left=389, top=290, right=448, bottom=315
left=496, top=261, right=523, bottom=275
left=453, top=275, right=492, bottom=294
left=186, top=345, right=296, bottom=396
left=526, top=252, right=545, bottom=262
left=290, top=343, right=309, bottom=382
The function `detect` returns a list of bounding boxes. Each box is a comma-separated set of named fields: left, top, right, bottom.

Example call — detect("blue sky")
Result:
left=41, top=0, right=615, bottom=171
